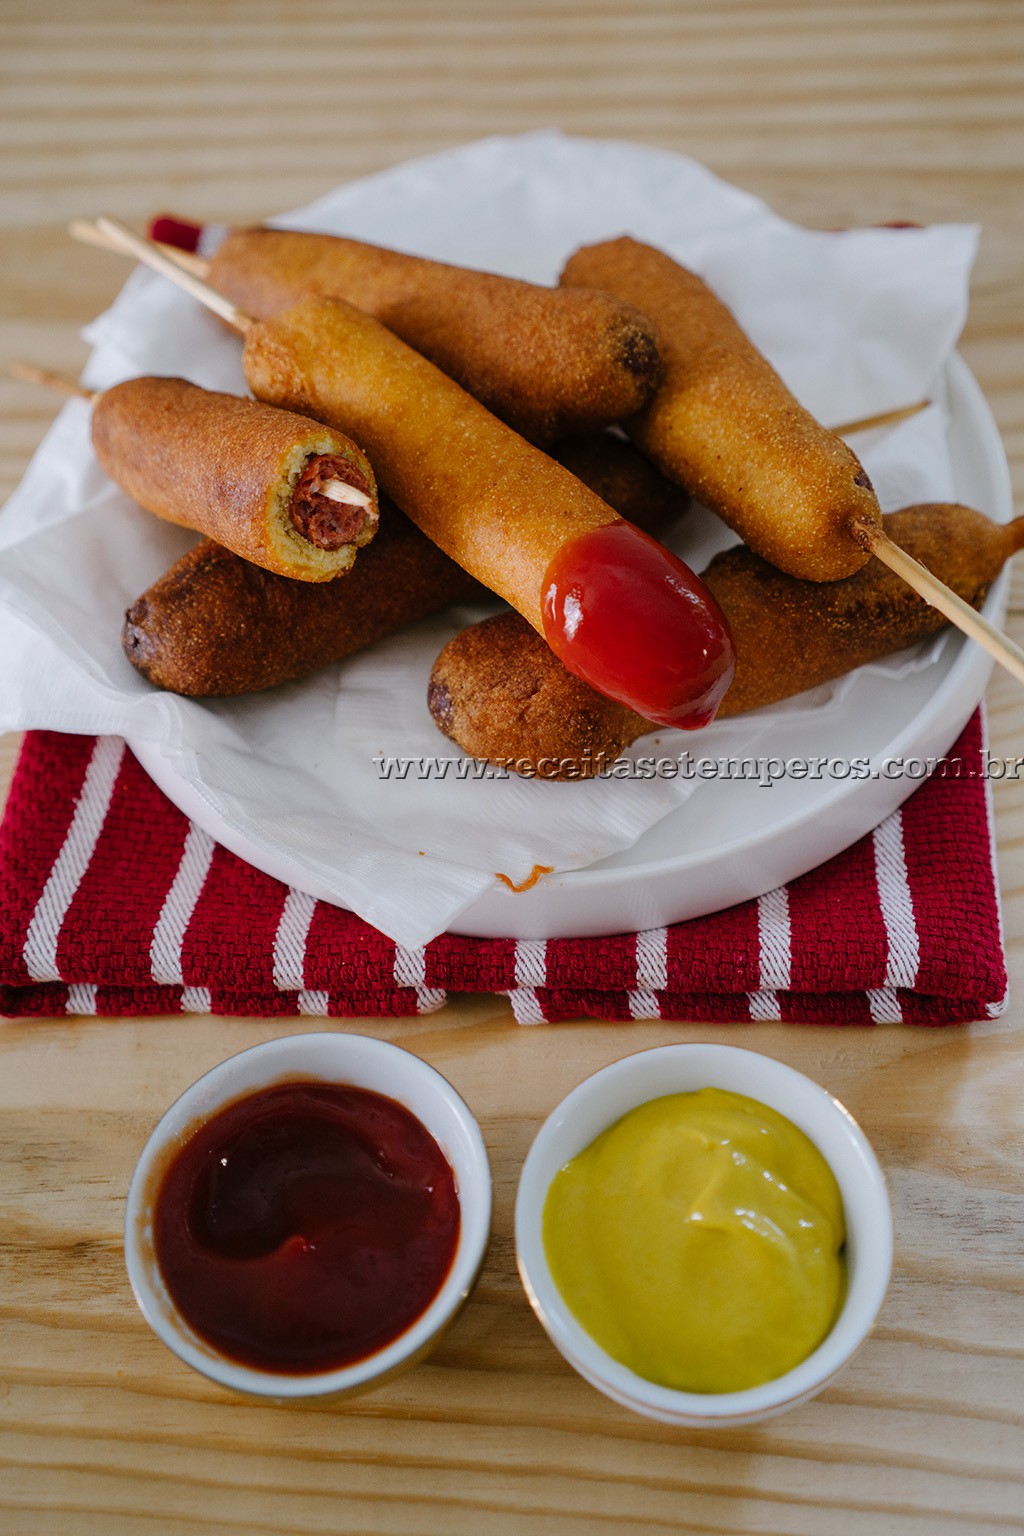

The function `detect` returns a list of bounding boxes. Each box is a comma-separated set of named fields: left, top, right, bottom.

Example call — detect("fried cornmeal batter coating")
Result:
left=240, top=295, right=626, bottom=633
left=552, top=431, right=689, bottom=536
left=122, top=502, right=478, bottom=696
left=207, top=227, right=662, bottom=445
left=708, top=503, right=1014, bottom=713
left=560, top=237, right=882, bottom=581
left=92, top=377, right=377, bottom=581
left=122, top=429, right=685, bottom=700
left=427, top=613, right=639, bottom=778
left=429, top=505, right=1022, bottom=776
left=242, top=293, right=735, bottom=731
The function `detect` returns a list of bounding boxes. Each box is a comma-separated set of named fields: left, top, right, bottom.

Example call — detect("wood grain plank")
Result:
left=2, top=1, right=1024, bottom=1532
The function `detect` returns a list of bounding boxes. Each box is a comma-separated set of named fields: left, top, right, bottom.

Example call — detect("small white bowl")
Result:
left=125, top=1033, right=492, bottom=1400
left=515, top=1043, right=892, bottom=1427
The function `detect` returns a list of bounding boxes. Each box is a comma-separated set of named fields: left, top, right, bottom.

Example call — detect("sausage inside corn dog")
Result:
left=203, top=226, right=662, bottom=444
left=240, top=293, right=735, bottom=728
left=428, top=504, right=1022, bottom=777
left=123, top=501, right=478, bottom=696
left=560, top=237, right=882, bottom=581
left=122, top=434, right=687, bottom=697
left=92, top=377, right=378, bottom=581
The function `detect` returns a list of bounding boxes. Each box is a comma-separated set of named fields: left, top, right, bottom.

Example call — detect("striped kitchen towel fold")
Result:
left=0, top=715, right=1007, bottom=1024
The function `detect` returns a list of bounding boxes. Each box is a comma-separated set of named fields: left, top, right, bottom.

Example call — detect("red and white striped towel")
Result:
left=0, top=716, right=1007, bottom=1023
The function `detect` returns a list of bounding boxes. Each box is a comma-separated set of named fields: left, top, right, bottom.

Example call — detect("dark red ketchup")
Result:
left=541, top=522, right=735, bottom=729
left=152, top=1081, right=460, bottom=1375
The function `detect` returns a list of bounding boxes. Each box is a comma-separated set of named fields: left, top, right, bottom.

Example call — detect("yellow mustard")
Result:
left=542, top=1087, right=845, bottom=1393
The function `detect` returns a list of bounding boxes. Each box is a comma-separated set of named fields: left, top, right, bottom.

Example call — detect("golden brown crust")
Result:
left=122, top=425, right=685, bottom=700
left=92, top=377, right=377, bottom=581
left=122, top=504, right=478, bottom=696
left=560, top=237, right=881, bottom=581
left=242, top=296, right=623, bottom=633
left=428, top=612, right=638, bottom=777
left=428, top=505, right=1022, bottom=775
left=707, top=503, right=1010, bottom=715
left=209, top=227, right=661, bottom=445
left=551, top=431, right=689, bottom=536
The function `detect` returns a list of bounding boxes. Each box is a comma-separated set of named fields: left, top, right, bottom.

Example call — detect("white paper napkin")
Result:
left=0, top=132, right=978, bottom=945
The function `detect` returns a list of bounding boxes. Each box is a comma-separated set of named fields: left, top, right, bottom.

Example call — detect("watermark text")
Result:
left=374, top=750, right=1024, bottom=785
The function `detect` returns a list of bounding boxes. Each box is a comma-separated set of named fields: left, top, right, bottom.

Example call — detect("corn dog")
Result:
left=428, top=505, right=1022, bottom=776
left=92, top=377, right=378, bottom=581
left=560, top=237, right=882, bottom=581
left=122, top=502, right=478, bottom=696
left=240, top=293, right=735, bottom=728
left=122, top=434, right=687, bottom=697
left=204, top=226, right=662, bottom=444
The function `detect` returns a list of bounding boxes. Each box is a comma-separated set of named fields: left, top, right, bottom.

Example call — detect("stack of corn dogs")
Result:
left=56, top=219, right=1023, bottom=779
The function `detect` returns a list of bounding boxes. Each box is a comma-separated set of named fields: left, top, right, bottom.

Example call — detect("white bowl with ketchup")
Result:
left=125, top=1033, right=492, bottom=1399
left=515, top=1044, right=892, bottom=1426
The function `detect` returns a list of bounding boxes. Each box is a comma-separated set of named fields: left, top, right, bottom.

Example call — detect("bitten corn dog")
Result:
left=92, top=377, right=378, bottom=581
left=241, top=293, right=735, bottom=728
left=560, top=237, right=883, bottom=581
left=203, top=226, right=662, bottom=444
left=123, top=502, right=478, bottom=696
left=123, top=435, right=688, bottom=696
left=428, top=505, right=1023, bottom=777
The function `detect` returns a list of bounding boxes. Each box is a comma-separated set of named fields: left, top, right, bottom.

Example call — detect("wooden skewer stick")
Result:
left=854, top=520, right=1024, bottom=686
left=10, top=356, right=367, bottom=511
left=831, top=399, right=930, bottom=436
left=10, top=359, right=96, bottom=400
left=68, top=218, right=210, bottom=279
left=72, top=216, right=1024, bottom=689
left=92, top=216, right=250, bottom=331
left=319, top=479, right=373, bottom=510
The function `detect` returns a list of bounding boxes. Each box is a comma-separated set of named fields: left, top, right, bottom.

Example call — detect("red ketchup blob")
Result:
left=541, top=521, right=735, bottom=729
left=152, top=1081, right=460, bottom=1375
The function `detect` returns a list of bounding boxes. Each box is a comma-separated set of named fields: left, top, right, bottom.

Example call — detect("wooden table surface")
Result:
left=2, top=2, right=1023, bottom=1532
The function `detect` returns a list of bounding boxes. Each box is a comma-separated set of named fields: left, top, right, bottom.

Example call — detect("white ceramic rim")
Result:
left=124, top=1033, right=492, bottom=1398
left=515, top=1044, right=893, bottom=1425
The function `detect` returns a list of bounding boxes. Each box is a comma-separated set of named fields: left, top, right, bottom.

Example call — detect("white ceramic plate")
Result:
left=132, top=348, right=1011, bottom=940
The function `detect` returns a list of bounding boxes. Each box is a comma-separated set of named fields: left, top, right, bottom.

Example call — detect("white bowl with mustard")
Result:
left=515, top=1043, right=892, bottom=1426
